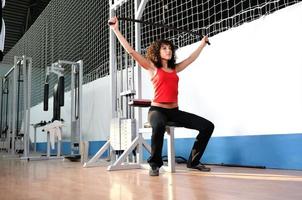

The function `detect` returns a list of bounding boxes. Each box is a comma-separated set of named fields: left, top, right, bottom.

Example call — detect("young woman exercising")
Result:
left=109, top=16, right=214, bottom=176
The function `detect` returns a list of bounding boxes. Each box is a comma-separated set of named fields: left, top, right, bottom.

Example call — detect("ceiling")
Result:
left=2, top=0, right=50, bottom=55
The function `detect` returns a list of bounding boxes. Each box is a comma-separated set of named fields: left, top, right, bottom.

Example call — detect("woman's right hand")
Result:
left=108, top=16, right=118, bottom=31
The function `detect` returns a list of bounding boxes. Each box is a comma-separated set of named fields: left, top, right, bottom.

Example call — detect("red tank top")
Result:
left=151, top=68, right=179, bottom=103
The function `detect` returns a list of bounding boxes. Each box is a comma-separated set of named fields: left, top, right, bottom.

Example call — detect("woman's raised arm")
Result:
left=108, top=17, right=155, bottom=71
left=175, top=35, right=209, bottom=73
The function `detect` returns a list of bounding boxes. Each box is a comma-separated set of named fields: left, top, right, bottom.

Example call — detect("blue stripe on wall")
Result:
left=36, top=133, right=302, bottom=170
left=36, top=141, right=71, bottom=155
left=88, top=141, right=108, bottom=157
left=36, top=140, right=109, bottom=157
left=202, top=133, right=302, bottom=170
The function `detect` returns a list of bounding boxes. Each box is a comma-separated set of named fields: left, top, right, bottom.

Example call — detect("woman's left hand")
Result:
left=201, top=35, right=209, bottom=47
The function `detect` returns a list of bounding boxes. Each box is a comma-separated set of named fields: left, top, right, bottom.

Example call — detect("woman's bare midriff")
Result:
left=151, top=101, right=178, bottom=109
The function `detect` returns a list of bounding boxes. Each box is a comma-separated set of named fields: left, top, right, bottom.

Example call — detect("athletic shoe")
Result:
left=149, top=166, right=160, bottom=176
left=187, top=164, right=211, bottom=172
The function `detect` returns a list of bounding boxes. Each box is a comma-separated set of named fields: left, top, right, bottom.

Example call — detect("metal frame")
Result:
left=21, top=55, right=32, bottom=158
left=44, top=60, right=83, bottom=158
left=21, top=59, right=83, bottom=161
left=0, top=56, right=32, bottom=155
left=0, top=67, right=14, bottom=152
left=84, top=0, right=149, bottom=169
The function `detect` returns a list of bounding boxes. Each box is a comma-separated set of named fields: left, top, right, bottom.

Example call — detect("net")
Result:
left=1, top=0, right=300, bottom=106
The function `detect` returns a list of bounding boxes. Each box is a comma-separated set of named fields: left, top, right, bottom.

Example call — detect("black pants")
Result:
left=147, top=106, right=214, bottom=168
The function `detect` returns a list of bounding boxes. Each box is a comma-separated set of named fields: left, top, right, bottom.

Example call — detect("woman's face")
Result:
left=160, top=44, right=172, bottom=61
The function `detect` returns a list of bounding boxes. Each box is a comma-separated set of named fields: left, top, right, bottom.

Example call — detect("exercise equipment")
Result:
left=0, top=56, right=32, bottom=156
left=43, top=60, right=83, bottom=162
left=84, top=0, right=143, bottom=168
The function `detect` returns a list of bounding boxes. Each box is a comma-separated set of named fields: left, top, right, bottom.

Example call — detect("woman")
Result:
left=109, top=17, right=214, bottom=176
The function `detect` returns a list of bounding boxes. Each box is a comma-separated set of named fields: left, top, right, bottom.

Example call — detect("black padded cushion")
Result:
left=129, top=99, right=151, bottom=107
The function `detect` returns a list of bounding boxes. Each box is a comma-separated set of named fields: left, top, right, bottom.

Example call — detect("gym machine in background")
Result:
left=43, top=60, right=84, bottom=162
left=0, top=56, right=31, bottom=156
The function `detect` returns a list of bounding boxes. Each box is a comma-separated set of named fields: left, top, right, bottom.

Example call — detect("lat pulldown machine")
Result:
left=43, top=60, right=83, bottom=161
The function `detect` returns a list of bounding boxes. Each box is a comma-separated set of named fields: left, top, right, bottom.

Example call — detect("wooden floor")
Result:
left=0, top=155, right=302, bottom=200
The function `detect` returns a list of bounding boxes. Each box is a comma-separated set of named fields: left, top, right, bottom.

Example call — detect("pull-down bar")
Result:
left=109, top=17, right=211, bottom=45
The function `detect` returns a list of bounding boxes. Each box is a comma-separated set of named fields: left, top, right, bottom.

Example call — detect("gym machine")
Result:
left=0, top=56, right=31, bottom=156
left=43, top=60, right=83, bottom=161
left=84, top=0, right=151, bottom=169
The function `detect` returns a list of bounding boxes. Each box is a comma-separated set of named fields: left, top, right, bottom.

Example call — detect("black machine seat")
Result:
left=129, top=99, right=151, bottom=107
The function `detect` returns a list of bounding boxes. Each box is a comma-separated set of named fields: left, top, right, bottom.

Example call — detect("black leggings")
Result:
left=147, top=106, right=214, bottom=168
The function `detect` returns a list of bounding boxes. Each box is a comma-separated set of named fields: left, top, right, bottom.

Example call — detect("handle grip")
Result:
left=43, top=83, right=49, bottom=111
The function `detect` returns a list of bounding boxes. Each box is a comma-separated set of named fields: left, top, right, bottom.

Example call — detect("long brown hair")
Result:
left=145, top=40, right=176, bottom=69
